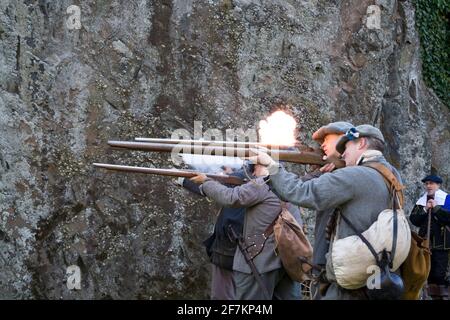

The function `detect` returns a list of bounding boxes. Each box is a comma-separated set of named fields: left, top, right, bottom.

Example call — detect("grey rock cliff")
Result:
left=0, top=0, right=448, bottom=299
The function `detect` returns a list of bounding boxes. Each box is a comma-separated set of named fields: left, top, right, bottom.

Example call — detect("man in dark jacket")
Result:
left=410, top=175, right=450, bottom=299
left=176, top=165, right=247, bottom=300
left=191, top=164, right=303, bottom=300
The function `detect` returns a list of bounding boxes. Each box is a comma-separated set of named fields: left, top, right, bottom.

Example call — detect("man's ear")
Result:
left=358, top=137, right=368, bottom=150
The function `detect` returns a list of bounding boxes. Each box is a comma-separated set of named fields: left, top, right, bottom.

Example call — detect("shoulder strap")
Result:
left=263, top=201, right=287, bottom=237
left=362, top=162, right=401, bottom=266
left=343, top=162, right=402, bottom=268
left=263, top=217, right=278, bottom=238
left=362, top=162, right=405, bottom=209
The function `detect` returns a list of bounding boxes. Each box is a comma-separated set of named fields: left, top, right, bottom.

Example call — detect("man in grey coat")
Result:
left=299, top=121, right=353, bottom=299
left=191, top=164, right=302, bottom=300
left=250, top=124, right=402, bottom=300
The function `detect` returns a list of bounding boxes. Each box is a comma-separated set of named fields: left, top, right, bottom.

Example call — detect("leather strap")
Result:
left=363, top=162, right=402, bottom=267
left=391, top=191, right=399, bottom=268
left=263, top=215, right=278, bottom=238
left=363, top=162, right=405, bottom=209
left=340, top=162, right=402, bottom=268
left=243, top=202, right=287, bottom=260
left=263, top=202, right=287, bottom=238
left=227, top=225, right=271, bottom=299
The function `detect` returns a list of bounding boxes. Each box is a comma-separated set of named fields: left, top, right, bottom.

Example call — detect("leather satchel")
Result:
left=401, top=231, right=431, bottom=299
left=273, top=205, right=314, bottom=282
left=244, top=203, right=313, bottom=282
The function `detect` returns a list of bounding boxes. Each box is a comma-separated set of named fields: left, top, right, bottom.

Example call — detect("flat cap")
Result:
left=312, top=121, right=354, bottom=143
left=421, top=175, right=443, bottom=184
left=336, top=124, right=385, bottom=154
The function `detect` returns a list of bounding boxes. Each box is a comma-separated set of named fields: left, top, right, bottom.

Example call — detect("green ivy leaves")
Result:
left=414, top=0, right=449, bottom=108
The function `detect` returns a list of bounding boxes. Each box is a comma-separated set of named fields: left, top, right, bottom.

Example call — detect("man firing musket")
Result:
left=94, top=110, right=344, bottom=185
left=188, top=159, right=303, bottom=300
left=92, top=110, right=329, bottom=300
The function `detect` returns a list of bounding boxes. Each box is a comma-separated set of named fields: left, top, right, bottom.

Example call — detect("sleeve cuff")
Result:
left=267, top=161, right=282, bottom=175
left=198, top=184, right=207, bottom=196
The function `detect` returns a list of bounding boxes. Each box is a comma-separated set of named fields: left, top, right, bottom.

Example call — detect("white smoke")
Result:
left=181, top=154, right=243, bottom=173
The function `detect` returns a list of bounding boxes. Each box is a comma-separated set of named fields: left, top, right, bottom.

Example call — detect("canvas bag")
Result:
left=330, top=162, right=411, bottom=289
left=273, top=204, right=314, bottom=282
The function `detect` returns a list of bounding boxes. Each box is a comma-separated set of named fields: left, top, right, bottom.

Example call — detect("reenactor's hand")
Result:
left=319, top=163, right=336, bottom=173
left=247, top=148, right=277, bottom=167
left=190, top=173, right=208, bottom=184
left=426, top=199, right=436, bottom=210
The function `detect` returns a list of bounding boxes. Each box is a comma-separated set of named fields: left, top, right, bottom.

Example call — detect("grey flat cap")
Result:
left=336, top=124, right=385, bottom=154
left=312, top=121, right=354, bottom=143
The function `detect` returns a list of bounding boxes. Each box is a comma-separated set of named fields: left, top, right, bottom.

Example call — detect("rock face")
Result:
left=0, top=0, right=448, bottom=299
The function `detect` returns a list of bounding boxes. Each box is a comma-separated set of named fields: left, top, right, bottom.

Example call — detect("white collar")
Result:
left=416, top=189, right=448, bottom=206
left=357, top=150, right=383, bottom=165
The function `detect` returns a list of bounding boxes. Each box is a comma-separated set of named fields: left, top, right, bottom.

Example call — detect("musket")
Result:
left=134, top=137, right=293, bottom=149
left=93, top=163, right=247, bottom=185
left=108, top=140, right=345, bottom=168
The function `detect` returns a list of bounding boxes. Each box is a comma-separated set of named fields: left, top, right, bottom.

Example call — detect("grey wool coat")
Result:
left=269, top=155, right=402, bottom=299
left=299, top=171, right=333, bottom=267
left=200, top=178, right=302, bottom=274
left=282, top=171, right=333, bottom=268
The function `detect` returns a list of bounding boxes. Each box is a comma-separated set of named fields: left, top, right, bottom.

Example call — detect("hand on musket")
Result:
left=319, top=162, right=336, bottom=173
left=246, top=148, right=280, bottom=175
left=190, top=173, right=208, bottom=184
left=248, top=147, right=338, bottom=175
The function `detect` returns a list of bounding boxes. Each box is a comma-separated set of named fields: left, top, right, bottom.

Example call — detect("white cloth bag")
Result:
left=331, top=208, right=411, bottom=289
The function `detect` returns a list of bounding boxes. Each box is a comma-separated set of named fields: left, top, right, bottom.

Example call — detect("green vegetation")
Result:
left=414, top=0, right=450, bottom=108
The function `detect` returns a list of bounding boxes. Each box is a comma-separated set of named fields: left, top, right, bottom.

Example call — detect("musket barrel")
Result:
left=93, top=163, right=246, bottom=185
left=110, top=141, right=256, bottom=156
left=107, top=141, right=341, bottom=167
left=134, top=137, right=292, bottom=149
